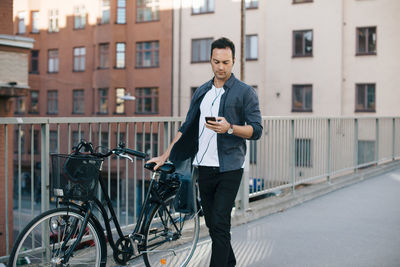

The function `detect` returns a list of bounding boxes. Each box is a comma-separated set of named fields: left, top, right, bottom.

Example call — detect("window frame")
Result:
left=47, top=90, right=58, bottom=115
left=246, top=34, right=258, bottom=61
left=31, top=11, right=40, bottom=33
left=116, top=0, right=126, bottom=24
left=355, top=83, right=376, bottom=112
left=29, top=90, right=39, bottom=114
left=73, top=47, right=86, bottom=72
left=293, top=29, right=313, bottom=57
left=98, top=88, right=109, bottom=114
left=115, top=42, right=126, bottom=69
left=99, top=43, right=110, bottom=69
left=48, top=49, right=59, bottom=73
left=191, top=38, right=213, bottom=63
left=136, top=0, right=160, bottom=23
left=136, top=41, right=159, bottom=68
left=72, top=89, right=85, bottom=114
left=192, top=0, right=215, bottom=15
left=18, top=11, right=26, bottom=34
left=292, top=84, right=313, bottom=112
left=115, top=88, right=126, bottom=114
left=101, top=0, right=110, bottom=24
left=48, top=9, right=59, bottom=33
left=30, top=50, right=39, bottom=74
left=356, top=26, right=377, bottom=56
left=135, top=87, right=159, bottom=114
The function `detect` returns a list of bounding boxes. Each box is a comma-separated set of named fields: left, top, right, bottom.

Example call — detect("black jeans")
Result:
left=198, top=166, right=243, bottom=267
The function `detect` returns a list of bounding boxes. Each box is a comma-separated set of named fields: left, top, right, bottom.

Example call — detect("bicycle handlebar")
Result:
left=75, top=140, right=148, bottom=160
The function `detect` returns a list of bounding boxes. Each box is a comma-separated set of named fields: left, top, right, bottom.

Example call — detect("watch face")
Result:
left=228, top=127, right=233, bottom=134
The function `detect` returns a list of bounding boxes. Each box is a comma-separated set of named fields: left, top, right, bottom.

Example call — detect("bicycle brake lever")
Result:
left=118, top=153, right=133, bottom=162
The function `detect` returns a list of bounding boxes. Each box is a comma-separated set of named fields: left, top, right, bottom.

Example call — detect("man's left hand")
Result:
left=205, top=117, right=231, bottom=134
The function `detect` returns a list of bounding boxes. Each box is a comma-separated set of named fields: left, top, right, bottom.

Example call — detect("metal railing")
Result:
left=0, top=116, right=399, bottom=259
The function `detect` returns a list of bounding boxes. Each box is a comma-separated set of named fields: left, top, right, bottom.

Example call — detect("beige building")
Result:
left=173, top=0, right=400, bottom=117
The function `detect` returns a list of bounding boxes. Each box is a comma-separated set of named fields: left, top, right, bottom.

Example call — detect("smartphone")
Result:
left=205, top=116, right=216, bottom=123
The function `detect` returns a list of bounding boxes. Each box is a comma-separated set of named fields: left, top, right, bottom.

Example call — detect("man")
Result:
left=148, top=37, right=262, bottom=267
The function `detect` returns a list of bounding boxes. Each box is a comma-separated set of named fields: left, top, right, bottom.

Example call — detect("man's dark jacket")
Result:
left=170, top=74, right=263, bottom=172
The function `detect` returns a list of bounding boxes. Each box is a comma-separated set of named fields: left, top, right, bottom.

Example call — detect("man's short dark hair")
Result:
left=211, top=37, right=235, bottom=59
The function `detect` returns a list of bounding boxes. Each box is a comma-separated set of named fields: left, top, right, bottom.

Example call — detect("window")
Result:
left=246, top=35, right=258, bottom=60
left=356, top=27, right=376, bottom=55
left=137, top=0, right=160, bottom=22
left=99, top=43, right=110, bottom=68
left=18, top=11, right=26, bottom=34
left=74, top=5, right=86, bottom=29
left=48, top=49, right=59, bottom=73
left=47, top=90, right=58, bottom=114
left=246, top=0, right=258, bottom=9
left=292, top=84, right=312, bottom=112
left=31, top=11, right=39, bottom=33
left=48, top=9, right=59, bottom=32
left=293, top=0, right=313, bottom=3
left=73, top=89, right=84, bottom=114
left=293, top=30, right=313, bottom=57
left=73, top=47, right=86, bottom=71
left=356, top=84, right=375, bottom=112
left=117, top=0, right=126, bottom=24
left=136, top=133, right=158, bottom=157
left=50, top=131, right=58, bottom=153
left=136, top=41, right=159, bottom=68
left=191, top=38, right=213, bottom=63
left=29, top=90, right=39, bottom=113
left=116, top=42, right=126, bottom=68
left=99, top=88, right=108, bottom=114
left=115, top=88, right=125, bottom=114
left=101, top=0, right=110, bottom=24
left=295, top=138, right=312, bottom=167
left=15, top=96, right=25, bottom=114
left=30, top=50, right=39, bottom=73
left=135, top=87, right=158, bottom=114
left=192, top=0, right=214, bottom=14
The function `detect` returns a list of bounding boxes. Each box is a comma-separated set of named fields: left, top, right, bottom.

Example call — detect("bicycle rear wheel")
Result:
left=7, top=207, right=106, bottom=267
left=142, top=195, right=200, bottom=267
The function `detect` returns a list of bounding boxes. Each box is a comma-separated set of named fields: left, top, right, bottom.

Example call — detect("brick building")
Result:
left=0, top=0, right=34, bottom=256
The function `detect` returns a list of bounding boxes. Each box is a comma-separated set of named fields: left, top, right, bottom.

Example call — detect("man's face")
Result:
left=210, top=48, right=234, bottom=82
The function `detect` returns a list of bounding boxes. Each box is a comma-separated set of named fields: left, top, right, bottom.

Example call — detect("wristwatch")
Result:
left=227, top=124, right=234, bottom=134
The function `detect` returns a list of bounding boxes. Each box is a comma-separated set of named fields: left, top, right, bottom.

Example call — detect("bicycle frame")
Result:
left=59, top=168, right=181, bottom=262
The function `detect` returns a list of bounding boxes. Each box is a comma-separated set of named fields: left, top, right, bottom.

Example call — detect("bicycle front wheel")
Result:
left=7, top=207, right=106, bottom=267
left=142, top=195, right=200, bottom=267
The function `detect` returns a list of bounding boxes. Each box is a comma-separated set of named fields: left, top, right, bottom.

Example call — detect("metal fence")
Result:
left=0, top=116, right=399, bottom=259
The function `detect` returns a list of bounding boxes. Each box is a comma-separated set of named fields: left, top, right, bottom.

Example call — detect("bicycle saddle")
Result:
left=144, top=162, right=175, bottom=174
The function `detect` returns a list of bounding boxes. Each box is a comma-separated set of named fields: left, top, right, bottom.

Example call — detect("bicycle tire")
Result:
left=142, top=195, right=200, bottom=267
left=7, top=207, right=107, bottom=267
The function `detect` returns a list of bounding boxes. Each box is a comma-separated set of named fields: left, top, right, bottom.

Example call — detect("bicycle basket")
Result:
left=50, top=154, right=103, bottom=201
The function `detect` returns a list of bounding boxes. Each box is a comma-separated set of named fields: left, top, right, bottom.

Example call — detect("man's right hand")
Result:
left=146, top=153, right=169, bottom=171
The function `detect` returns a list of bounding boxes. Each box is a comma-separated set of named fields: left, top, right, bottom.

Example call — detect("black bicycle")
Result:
left=7, top=140, right=200, bottom=267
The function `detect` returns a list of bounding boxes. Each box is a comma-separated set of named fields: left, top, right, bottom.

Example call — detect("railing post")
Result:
left=239, top=140, right=250, bottom=211
left=291, top=119, right=296, bottom=193
left=354, top=118, right=359, bottom=171
left=4, top=124, right=9, bottom=254
left=393, top=118, right=396, bottom=161
left=41, top=123, right=50, bottom=212
left=327, top=118, right=331, bottom=183
left=375, top=118, right=379, bottom=165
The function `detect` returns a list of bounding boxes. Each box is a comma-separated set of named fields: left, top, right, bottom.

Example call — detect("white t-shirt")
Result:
left=193, top=85, right=224, bottom=167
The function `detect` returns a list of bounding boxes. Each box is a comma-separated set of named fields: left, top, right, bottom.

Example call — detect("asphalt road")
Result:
left=188, top=167, right=400, bottom=267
